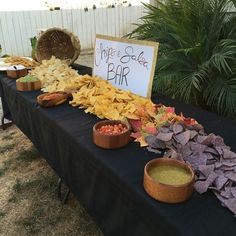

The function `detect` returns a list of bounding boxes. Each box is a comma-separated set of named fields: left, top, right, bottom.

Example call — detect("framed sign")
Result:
left=93, top=34, right=159, bottom=98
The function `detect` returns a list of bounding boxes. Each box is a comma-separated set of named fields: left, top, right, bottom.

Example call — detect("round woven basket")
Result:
left=35, top=27, right=81, bottom=65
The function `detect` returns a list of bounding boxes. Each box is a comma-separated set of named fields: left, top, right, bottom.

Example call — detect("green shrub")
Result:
left=128, top=0, right=236, bottom=119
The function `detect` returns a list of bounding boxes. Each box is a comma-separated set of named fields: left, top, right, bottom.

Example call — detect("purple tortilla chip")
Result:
left=190, top=130, right=198, bottom=139
left=156, top=132, right=173, bottom=142
left=184, top=153, right=202, bottom=170
left=181, top=143, right=192, bottom=158
left=221, top=166, right=235, bottom=171
left=222, top=159, right=236, bottom=166
left=158, top=126, right=171, bottom=133
left=145, top=135, right=166, bottom=149
left=196, top=135, right=208, bottom=144
left=223, top=148, right=236, bottom=159
left=146, top=146, right=162, bottom=154
left=175, top=130, right=191, bottom=146
left=164, top=149, right=179, bottom=159
left=194, top=181, right=207, bottom=194
left=214, top=191, right=227, bottom=207
left=215, top=162, right=223, bottom=169
left=190, top=142, right=207, bottom=153
left=215, top=146, right=223, bottom=155
left=214, top=175, right=228, bottom=190
left=199, top=164, right=215, bottom=178
left=173, top=122, right=184, bottom=134
left=222, top=160, right=236, bottom=167
left=201, top=133, right=215, bottom=146
left=231, top=187, right=236, bottom=198
left=219, top=187, right=233, bottom=199
left=205, top=147, right=219, bottom=156
left=234, top=166, right=236, bottom=173
left=194, top=172, right=218, bottom=193
left=197, top=171, right=206, bottom=180
left=224, top=199, right=236, bottom=215
left=192, top=123, right=204, bottom=132
left=225, top=172, right=236, bottom=182
left=212, top=135, right=225, bottom=147
left=214, top=169, right=224, bottom=175
left=207, top=159, right=217, bottom=165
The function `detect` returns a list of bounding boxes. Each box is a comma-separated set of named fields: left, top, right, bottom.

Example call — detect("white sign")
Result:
left=93, top=34, right=159, bottom=98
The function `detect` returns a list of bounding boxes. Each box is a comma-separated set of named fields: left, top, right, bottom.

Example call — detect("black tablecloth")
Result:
left=0, top=67, right=236, bottom=236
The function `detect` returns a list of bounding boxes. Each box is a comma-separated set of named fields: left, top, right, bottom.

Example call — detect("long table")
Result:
left=1, top=69, right=236, bottom=236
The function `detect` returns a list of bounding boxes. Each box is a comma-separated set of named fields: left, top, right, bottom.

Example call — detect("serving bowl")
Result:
left=16, top=80, right=41, bottom=91
left=93, top=120, right=131, bottom=149
left=7, top=65, right=28, bottom=79
left=143, top=158, right=195, bottom=203
left=37, top=92, right=69, bottom=107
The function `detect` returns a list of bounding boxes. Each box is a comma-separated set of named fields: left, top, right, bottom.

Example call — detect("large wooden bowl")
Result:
left=144, top=158, right=195, bottom=203
left=93, top=120, right=131, bottom=149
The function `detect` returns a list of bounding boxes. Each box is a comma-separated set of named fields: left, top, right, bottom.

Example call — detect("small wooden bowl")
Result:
left=16, top=80, right=41, bottom=91
left=7, top=66, right=28, bottom=79
left=93, top=120, right=131, bottom=149
left=144, top=158, right=195, bottom=203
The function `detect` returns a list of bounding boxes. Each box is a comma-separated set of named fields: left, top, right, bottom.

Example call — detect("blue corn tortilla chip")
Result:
left=223, top=148, right=236, bottom=159
left=173, top=122, right=184, bottom=134
left=198, top=164, right=215, bottom=178
left=158, top=126, right=171, bottom=133
left=214, top=175, right=228, bottom=190
left=156, top=132, right=173, bottom=142
left=190, top=130, right=198, bottom=139
left=231, top=187, right=236, bottom=198
left=175, top=130, right=191, bottom=146
left=222, top=160, right=236, bottom=167
left=146, top=146, right=162, bottom=154
left=224, top=199, right=236, bottom=215
left=145, top=135, right=166, bottom=149
left=225, top=172, right=236, bottom=182
left=190, top=142, right=207, bottom=154
left=215, top=162, right=223, bottom=169
left=194, top=172, right=218, bottom=194
left=205, top=147, right=219, bottom=156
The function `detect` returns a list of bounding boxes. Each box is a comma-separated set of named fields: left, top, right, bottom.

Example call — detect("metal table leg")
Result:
left=57, top=178, right=70, bottom=204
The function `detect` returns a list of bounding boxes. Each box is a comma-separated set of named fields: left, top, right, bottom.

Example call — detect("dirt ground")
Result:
left=0, top=125, right=103, bottom=236
left=0, top=53, right=103, bottom=236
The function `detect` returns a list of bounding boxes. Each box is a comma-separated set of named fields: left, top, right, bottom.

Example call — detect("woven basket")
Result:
left=35, top=27, right=81, bottom=65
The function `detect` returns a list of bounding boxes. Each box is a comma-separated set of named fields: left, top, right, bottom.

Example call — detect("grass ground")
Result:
left=0, top=125, right=103, bottom=236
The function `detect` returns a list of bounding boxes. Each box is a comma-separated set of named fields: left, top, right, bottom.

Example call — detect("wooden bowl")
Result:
left=7, top=65, right=28, bottom=79
left=16, top=80, right=41, bottom=91
left=93, top=120, right=131, bottom=149
left=37, top=92, right=69, bottom=107
left=143, top=158, right=195, bottom=203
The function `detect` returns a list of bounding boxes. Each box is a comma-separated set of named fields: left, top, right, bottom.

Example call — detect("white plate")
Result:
left=0, top=57, right=33, bottom=71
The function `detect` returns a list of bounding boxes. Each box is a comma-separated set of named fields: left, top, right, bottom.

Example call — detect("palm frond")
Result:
left=128, top=0, right=236, bottom=120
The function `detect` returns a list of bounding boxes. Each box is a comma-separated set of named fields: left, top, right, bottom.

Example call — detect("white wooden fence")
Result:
left=0, top=6, right=146, bottom=56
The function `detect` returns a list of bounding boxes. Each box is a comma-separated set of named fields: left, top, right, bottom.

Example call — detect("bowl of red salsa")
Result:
left=93, top=120, right=131, bottom=149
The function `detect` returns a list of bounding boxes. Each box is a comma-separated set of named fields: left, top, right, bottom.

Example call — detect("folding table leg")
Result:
left=57, top=178, right=70, bottom=204
left=1, top=115, right=13, bottom=130
left=1, top=115, right=5, bottom=130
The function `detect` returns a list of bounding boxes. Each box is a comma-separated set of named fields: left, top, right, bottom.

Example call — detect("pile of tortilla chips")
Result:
left=30, top=56, right=79, bottom=92
left=69, top=75, right=154, bottom=120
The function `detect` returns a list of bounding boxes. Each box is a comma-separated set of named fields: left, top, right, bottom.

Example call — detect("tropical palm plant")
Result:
left=128, top=0, right=236, bottom=120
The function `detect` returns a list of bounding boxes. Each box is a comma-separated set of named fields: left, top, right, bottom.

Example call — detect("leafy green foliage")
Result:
left=128, top=0, right=236, bottom=119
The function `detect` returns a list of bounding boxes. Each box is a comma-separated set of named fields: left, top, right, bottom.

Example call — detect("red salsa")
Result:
left=97, top=123, right=128, bottom=135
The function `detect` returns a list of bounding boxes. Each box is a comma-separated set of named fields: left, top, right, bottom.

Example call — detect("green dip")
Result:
left=149, top=165, right=192, bottom=185
left=17, top=75, right=39, bottom=83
